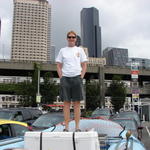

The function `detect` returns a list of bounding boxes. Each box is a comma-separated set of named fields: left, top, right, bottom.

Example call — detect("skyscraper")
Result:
left=11, top=0, right=51, bottom=62
left=103, top=47, right=128, bottom=66
left=81, top=7, right=102, bottom=57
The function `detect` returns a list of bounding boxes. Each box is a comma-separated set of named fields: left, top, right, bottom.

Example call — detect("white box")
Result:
left=24, top=131, right=100, bottom=150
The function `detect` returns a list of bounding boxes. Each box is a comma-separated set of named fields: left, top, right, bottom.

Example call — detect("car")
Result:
left=112, top=118, right=140, bottom=139
left=116, top=111, right=143, bottom=139
left=0, top=119, right=146, bottom=150
left=0, top=119, right=31, bottom=140
left=117, top=111, right=141, bottom=127
left=91, top=108, right=114, bottom=119
left=0, top=107, right=43, bottom=124
left=31, top=112, right=65, bottom=130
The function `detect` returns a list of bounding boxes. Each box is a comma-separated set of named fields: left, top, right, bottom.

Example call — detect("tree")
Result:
left=15, top=80, right=34, bottom=106
left=0, top=63, right=59, bottom=107
left=15, top=63, right=40, bottom=107
left=107, top=75, right=126, bottom=112
left=40, top=72, right=59, bottom=104
left=86, top=80, right=100, bottom=111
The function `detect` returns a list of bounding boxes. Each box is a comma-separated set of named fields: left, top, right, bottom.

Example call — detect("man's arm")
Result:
left=56, top=63, right=63, bottom=78
left=81, top=62, right=87, bottom=78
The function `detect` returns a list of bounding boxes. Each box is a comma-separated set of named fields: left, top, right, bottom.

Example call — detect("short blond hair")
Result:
left=67, top=31, right=77, bottom=37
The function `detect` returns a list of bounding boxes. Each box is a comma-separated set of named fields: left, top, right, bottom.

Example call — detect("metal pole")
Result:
left=37, top=69, right=40, bottom=95
left=36, top=67, right=41, bottom=104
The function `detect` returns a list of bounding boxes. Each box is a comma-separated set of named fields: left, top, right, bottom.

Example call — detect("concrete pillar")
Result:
left=99, top=66, right=105, bottom=108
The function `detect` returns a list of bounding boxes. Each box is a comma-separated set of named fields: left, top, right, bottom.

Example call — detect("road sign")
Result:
left=132, top=89, right=140, bottom=94
left=131, top=70, right=139, bottom=75
left=131, top=74, right=138, bottom=79
left=36, top=95, right=41, bottom=103
left=132, top=94, right=139, bottom=99
left=131, top=62, right=140, bottom=71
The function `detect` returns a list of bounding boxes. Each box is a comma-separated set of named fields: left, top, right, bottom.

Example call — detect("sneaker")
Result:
left=75, top=129, right=81, bottom=132
left=63, top=129, right=69, bottom=132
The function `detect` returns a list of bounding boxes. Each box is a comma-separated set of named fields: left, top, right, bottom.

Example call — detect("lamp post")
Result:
left=36, top=66, right=41, bottom=106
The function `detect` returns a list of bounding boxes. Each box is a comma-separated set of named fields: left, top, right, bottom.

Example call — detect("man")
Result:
left=56, top=31, right=88, bottom=131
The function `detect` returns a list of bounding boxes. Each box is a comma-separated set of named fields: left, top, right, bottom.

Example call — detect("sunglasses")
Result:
left=67, top=36, right=76, bottom=39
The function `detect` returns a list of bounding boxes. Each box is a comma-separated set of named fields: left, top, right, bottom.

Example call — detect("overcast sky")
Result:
left=0, top=0, right=150, bottom=59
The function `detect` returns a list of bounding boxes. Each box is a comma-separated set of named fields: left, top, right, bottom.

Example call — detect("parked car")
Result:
left=0, top=107, right=43, bottom=124
left=31, top=112, right=64, bottom=130
left=0, top=119, right=146, bottom=150
left=117, top=111, right=141, bottom=127
left=0, top=119, right=31, bottom=140
left=91, top=108, right=114, bottom=119
left=112, top=118, right=141, bottom=139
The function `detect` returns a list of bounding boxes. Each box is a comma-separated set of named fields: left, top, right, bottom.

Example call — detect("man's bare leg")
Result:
left=63, top=101, right=71, bottom=130
left=73, top=101, right=81, bottom=130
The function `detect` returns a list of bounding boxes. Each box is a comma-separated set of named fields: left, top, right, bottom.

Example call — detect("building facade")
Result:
left=11, top=0, right=51, bottom=62
left=128, top=57, right=150, bottom=69
left=103, top=47, right=128, bottom=66
left=81, top=7, right=102, bottom=57
left=47, top=45, right=55, bottom=63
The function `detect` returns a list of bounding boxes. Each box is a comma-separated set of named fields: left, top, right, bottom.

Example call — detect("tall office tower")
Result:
left=11, top=0, right=51, bottom=62
left=103, top=47, right=128, bottom=66
left=81, top=7, right=102, bottom=57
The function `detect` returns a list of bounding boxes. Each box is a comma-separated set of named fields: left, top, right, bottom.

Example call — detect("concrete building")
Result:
left=11, top=0, right=51, bottom=62
left=103, top=47, right=128, bottom=66
left=128, top=58, right=150, bottom=69
left=47, top=45, right=55, bottom=63
left=81, top=7, right=102, bottom=57
left=0, top=94, right=20, bottom=108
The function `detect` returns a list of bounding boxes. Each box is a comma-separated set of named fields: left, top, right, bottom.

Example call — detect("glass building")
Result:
left=81, top=7, right=102, bottom=57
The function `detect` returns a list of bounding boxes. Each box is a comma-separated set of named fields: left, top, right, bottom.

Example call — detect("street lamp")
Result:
left=36, top=66, right=41, bottom=106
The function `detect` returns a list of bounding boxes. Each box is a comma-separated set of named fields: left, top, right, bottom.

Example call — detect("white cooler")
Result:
left=24, top=131, right=100, bottom=150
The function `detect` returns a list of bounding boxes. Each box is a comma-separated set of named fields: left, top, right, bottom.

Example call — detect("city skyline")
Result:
left=0, top=0, right=150, bottom=59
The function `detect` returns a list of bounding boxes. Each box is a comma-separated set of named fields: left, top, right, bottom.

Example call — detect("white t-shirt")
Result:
left=56, top=46, right=88, bottom=77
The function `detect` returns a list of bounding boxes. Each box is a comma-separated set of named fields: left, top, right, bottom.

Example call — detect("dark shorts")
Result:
left=60, top=75, right=84, bottom=101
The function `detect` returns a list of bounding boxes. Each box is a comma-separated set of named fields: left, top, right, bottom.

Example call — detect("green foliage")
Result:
left=14, top=63, right=42, bottom=107
left=15, top=80, right=34, bottom=106
left=86, top=80, right=100, bottom=111
left=40, top=72, right=59, bottom=104
left=0, top=83, right=17, bottom=94
left=107, top=75, right=126, bottom=112
left=0, top=63, right=58, bottom=107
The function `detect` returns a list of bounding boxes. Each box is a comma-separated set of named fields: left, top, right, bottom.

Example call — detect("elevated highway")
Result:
left=0, top=60, right=150, bottom=81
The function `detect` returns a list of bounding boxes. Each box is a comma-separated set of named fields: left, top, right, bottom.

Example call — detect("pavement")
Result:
left=141, top=121, right=150, bottom=150
left=142, top=121, right=150, bottom=127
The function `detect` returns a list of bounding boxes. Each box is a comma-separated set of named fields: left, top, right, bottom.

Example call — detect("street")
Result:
left=141, top=121, right=150, bottom=150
